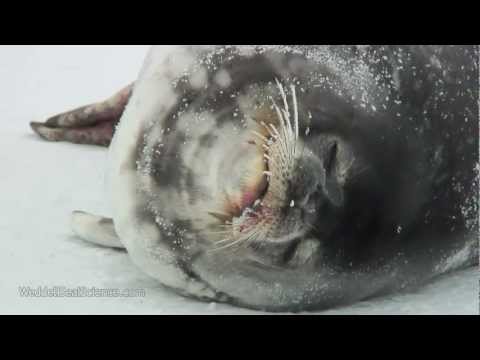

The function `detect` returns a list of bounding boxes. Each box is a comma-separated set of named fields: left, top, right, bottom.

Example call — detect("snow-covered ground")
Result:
left=0, top=45, right=477, bottom=315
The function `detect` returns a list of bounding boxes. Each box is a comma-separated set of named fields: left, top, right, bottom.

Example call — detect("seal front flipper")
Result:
left=71, top=211, right=223, bottom=301
left=30, top=84, right=133, bottom=147
left=71, top=211, right=125, bottom=249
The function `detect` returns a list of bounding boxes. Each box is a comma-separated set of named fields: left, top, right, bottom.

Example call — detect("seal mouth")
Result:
left=209, top=80, right=302, bottom=251
left=236, top=173, right=269, bottom=218
left=208, top=138, right=270, bottom=224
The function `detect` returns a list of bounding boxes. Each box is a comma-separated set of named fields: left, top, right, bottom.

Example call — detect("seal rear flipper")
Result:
left=71, top=211, right=125, bottom=249
left=30, top=84, right=133, bottom=147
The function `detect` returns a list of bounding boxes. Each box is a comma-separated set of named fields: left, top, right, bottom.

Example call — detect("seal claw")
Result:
left=30, top=121, right=63, bottom=142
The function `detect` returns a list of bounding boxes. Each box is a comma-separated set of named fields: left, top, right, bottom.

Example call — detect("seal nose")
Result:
left=289, top=157, right=322, bottom=209
left=321, top=141, right=344, bottom=207
left=291, top=142, right=344, bottom=212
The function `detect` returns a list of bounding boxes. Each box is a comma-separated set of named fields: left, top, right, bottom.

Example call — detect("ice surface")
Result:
left=0, top=45, right=477, bottom=315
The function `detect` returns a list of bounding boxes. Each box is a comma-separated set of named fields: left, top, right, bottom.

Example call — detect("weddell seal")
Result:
left=30, top=45, right=479, bottom=312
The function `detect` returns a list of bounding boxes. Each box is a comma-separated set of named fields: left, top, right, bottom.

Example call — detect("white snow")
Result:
left=0, top=45, right=477, bottom=315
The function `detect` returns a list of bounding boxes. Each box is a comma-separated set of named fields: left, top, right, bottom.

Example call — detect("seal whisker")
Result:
left=264, top=121, right=289, bottom=173
left=251, top=130, right=269, bottom=142
left=275, top=78, right=289, bottom=116
left=272, top=102, right=293, bottom=168
left=272, top=81, right=301, bottom=170
left=282, top=109, right=293, bottom=138
left=270, top=106, right=290, bottom=159
left=210, top=236, right=249, bottom=252
left=291, top=85, right=299, bottom=141
left=268, top=122, right=282, bottom=141
left=203, top=229, right=234, bottom=236
left=214, top=236, right=240, bottom=245
left=275, top=80, right=294, bottom=141
left=290, top=85, right=300, bottom=162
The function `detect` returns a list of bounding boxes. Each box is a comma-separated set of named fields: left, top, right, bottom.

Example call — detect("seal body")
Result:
left=37, top=45, right=480, bottom=311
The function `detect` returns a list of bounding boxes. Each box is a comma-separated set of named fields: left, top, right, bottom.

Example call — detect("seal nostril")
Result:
left=324, top=141, right=338, bottom=175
